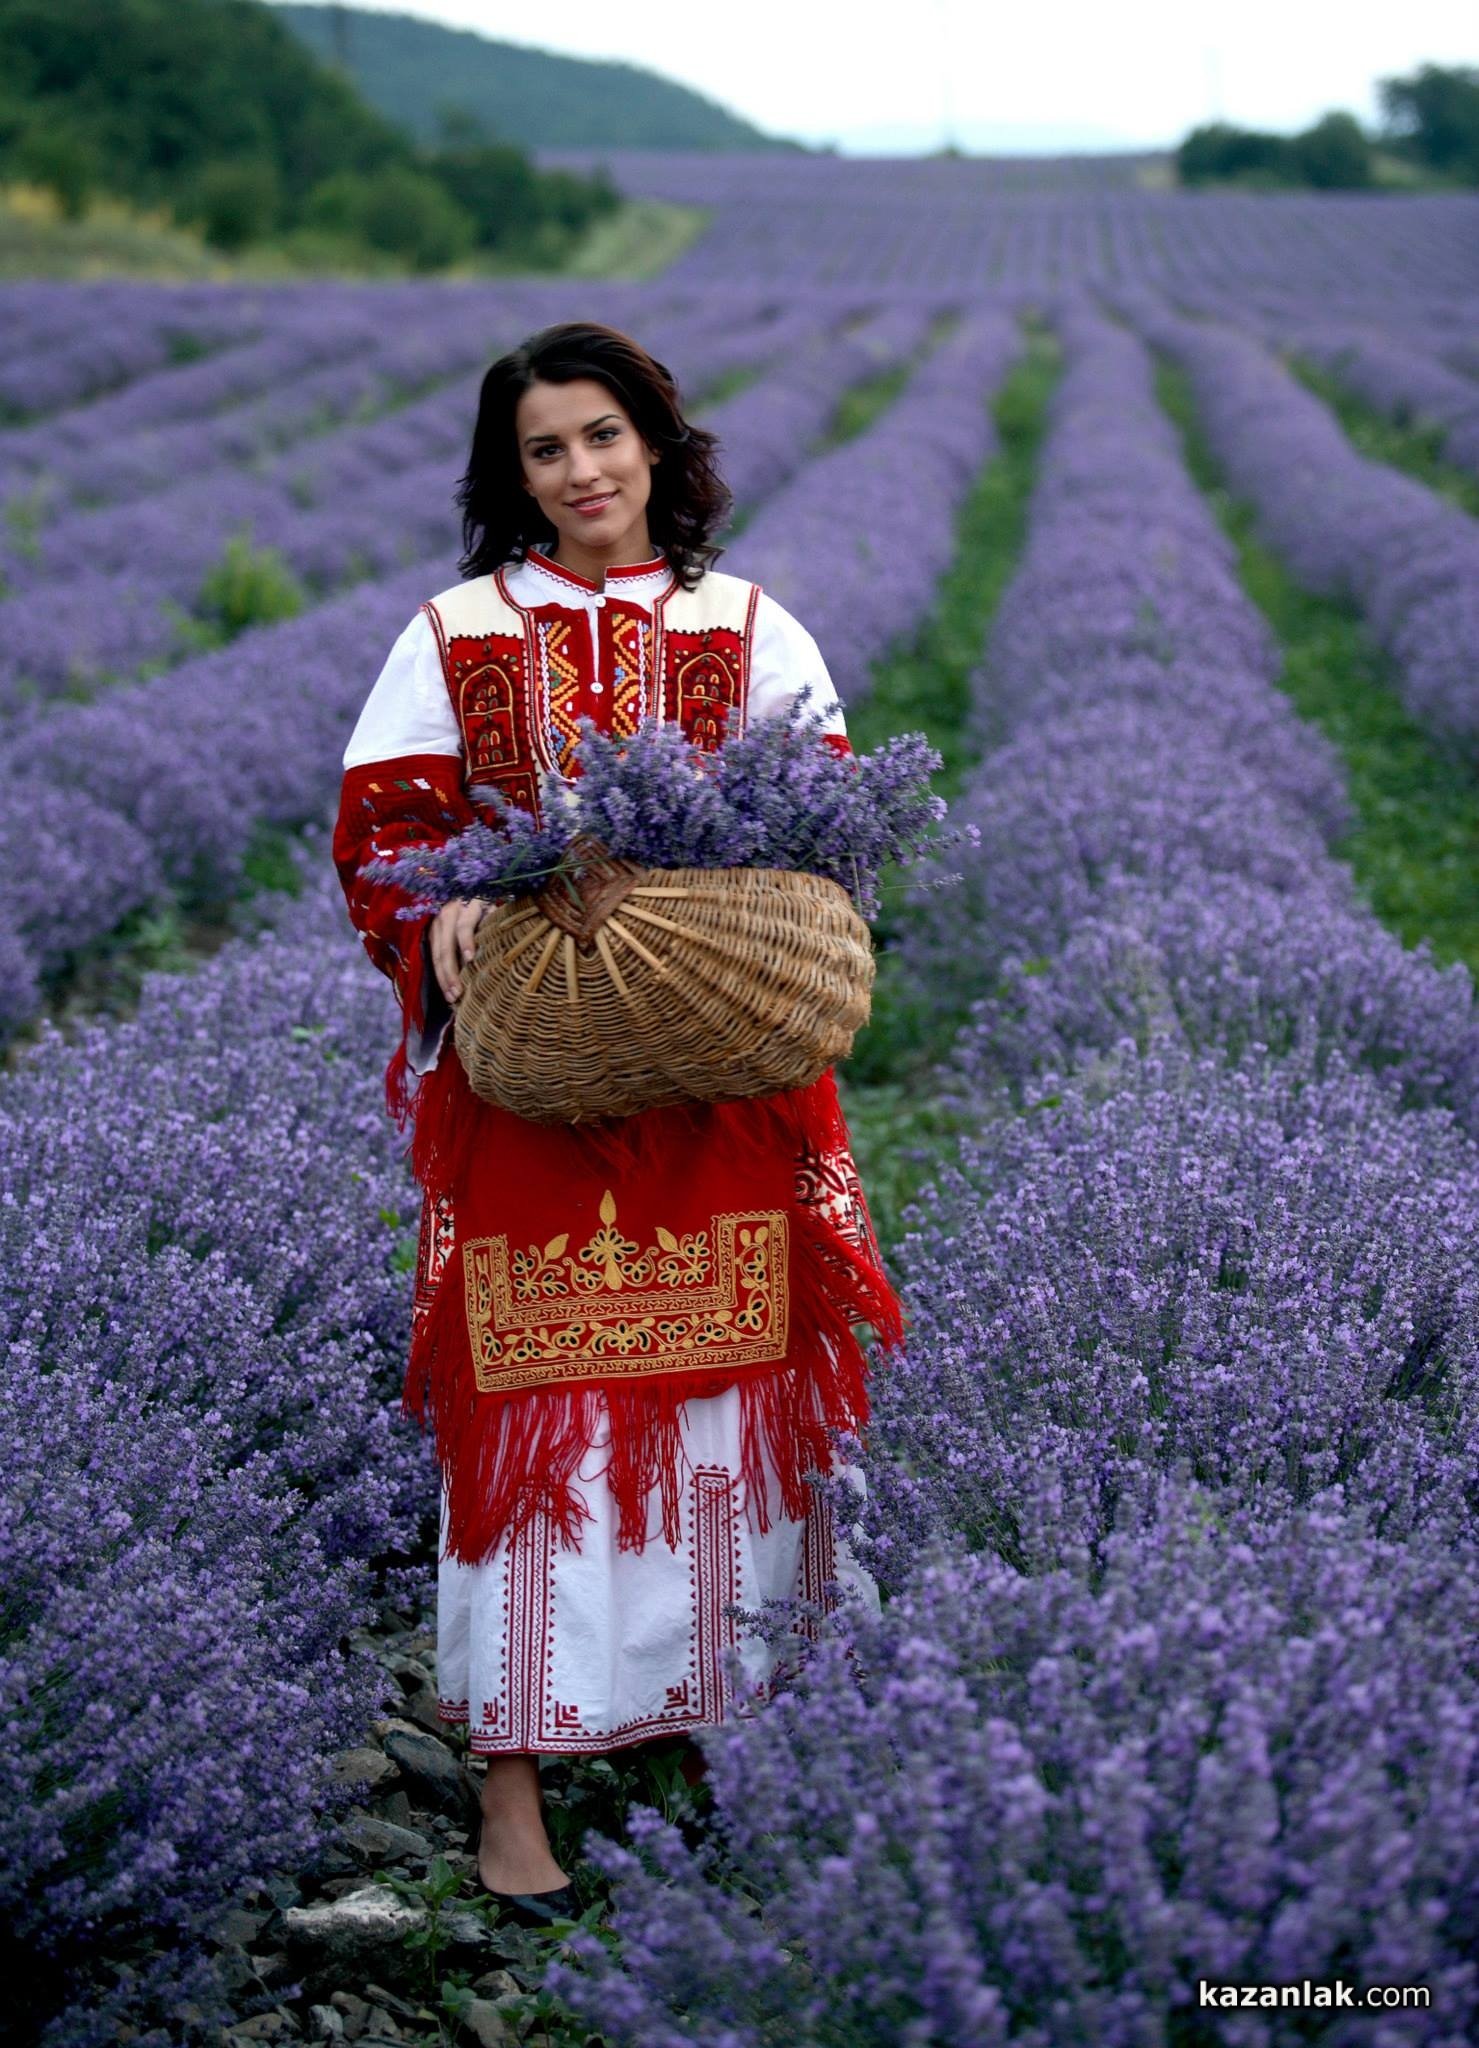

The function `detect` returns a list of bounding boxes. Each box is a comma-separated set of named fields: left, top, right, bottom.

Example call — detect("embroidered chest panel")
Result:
left=440, top=629, right=541, bottom=815
left=530, top=602, right=657, bottom=776
left=426, top=578, right=755, bottom=821
left=463, top=1188, right=790, bottom=1393
left=662, top=628, right=746, bottom=753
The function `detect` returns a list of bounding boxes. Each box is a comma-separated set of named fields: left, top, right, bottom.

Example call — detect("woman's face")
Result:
left=515, top=376, right=660, bottom=559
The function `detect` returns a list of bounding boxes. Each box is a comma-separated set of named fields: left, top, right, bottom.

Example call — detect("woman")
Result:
left=333, top=321, right=902, bottom=1923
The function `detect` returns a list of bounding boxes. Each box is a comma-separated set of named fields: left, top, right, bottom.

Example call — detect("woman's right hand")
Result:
left=429, top=898, right=491, bottom=1006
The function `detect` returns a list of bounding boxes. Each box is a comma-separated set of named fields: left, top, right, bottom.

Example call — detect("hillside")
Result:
left=0, top=0, right=405, bottom=215
left=0, top=0, right=634, bottom=272
left=271, top=2, right=792, bottom=152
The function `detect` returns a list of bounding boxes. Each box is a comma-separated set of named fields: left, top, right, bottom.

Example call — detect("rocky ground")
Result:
left=197, top=1596, right=652, bottom=2048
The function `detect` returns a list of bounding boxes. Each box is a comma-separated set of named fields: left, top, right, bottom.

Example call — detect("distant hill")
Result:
left=0, top=0, right=624, bottom=269
left=271, top=3, right=794, bottom=152
left=0, top=0, right=404, bottom=214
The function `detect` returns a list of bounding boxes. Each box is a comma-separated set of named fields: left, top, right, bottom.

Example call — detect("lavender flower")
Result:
left=374, top=696, right=950, bottom=921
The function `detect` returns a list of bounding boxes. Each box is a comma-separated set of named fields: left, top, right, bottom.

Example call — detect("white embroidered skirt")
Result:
left=435, top=1383, right=878, bottom=1755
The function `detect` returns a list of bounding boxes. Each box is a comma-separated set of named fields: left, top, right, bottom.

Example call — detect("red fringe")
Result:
left=398, top=1053, right=905, bottom=1567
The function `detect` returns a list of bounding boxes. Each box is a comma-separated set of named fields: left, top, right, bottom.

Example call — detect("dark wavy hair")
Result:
left=454, top=321, right=731, bottom=591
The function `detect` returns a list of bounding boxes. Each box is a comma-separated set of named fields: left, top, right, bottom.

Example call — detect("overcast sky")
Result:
left=323, top=0, right=1476, bottom=153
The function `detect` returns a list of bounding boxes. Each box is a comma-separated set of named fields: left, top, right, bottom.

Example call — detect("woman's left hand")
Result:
left=430, top=896, right=492, bottom=1005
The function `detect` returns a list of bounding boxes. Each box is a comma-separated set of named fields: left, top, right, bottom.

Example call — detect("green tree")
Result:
left=422, top=138, right=539, bottom=247
left=1379, top=63, right=1479, bottom=183
left=185, top=157, right=282, bottom=248
left=422, top=137, right=618, bottom=254
left=1291, top=111, right=1372, bottom=189
left=10, top=121, right=100, bottom=217
left=0, top=0, right=623, bottom=267
left=1176, top=121, right=1293, bottom=187
left=304, top=164, right=475, bottom=267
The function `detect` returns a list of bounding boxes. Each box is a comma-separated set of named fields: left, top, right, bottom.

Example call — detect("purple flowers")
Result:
left=10, top=245, right=1479, bottom=2043
left=549, top=1484, right=1479, bottom=2045
left=1, top=860, right=426, bottom=2037
left=541, top=292, right=1479, bottom=2042
left=375, top=699, right=949, bottom=920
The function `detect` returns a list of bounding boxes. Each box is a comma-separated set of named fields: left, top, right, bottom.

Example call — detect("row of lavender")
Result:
left=545, top=154, right=1479, bottom=301
left=0, top=286, right=938, bottom=720
left=0, top=280, right=271, bottom=421
left=1164, top=286, right=1479, bottom=478
left=0, top=284, right=775, bottom=717
left=0, top=310, right=1028, bottom=2042
left=1109, top=291, right=1479, bottom=758
left=14, top=268, right=1474, bottom=2031
left=0, top=290, right=970, bottom=1041
left=0, top=866, right=425, bottom=2046
left=728, top=307, right=1024, bottom=699
left=552, top=303, right=1479, bottom=2042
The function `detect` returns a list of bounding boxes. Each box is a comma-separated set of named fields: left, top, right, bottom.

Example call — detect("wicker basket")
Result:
left=452, top=839, right=875, bottom=1123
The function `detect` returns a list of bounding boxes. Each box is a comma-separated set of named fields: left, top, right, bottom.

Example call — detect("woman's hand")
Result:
left=429, top=898, right=492, bottom=1005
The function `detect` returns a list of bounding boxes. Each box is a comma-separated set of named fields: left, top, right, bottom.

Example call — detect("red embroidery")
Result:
left=608, top=607, right=653, bottom=740
left=438, top=1458, right=781, bottom=1753
left=798, top=1483, right=841, bottom=1642
left=795, top=1137, right=884, bottom=1271
left=412, top=1190, right=456, bottom=1335
left=660, top=627, right=748, bottom=751
left=442, top=629, right=541, bottom=813
left=432, top=590, right=757, bottom=830
left=692, top=1467, right=740, bottom=1721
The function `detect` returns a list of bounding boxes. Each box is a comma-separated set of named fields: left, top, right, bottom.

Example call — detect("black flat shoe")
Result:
left=466, top=1818, right=577, bottom=1924
left=478, top=1879, right=578, bottom=1928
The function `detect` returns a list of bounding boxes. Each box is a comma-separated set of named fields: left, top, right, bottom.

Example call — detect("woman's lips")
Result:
left=570, top=492, right=615, bottom=516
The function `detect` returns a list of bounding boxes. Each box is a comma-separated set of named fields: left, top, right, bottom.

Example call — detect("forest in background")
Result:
left=1177, top=63, right=1479, bottom=191
left=0, top=0, right=637, bottom=272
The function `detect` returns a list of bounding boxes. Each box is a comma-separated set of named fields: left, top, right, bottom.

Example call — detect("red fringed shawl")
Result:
left=333, top=573, right=904, bottom=1569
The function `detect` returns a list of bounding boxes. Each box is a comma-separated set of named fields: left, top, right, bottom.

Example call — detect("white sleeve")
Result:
left=746, top=592, right=848, bottom=741
left=342, top=610, right=463, bottom=770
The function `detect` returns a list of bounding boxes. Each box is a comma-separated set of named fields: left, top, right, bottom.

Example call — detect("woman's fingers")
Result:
left=429, top=900, right=488, bottom=1004
left=457, top=899, right=488, bottom=965
left=429, top=903, right=458, bottom=1004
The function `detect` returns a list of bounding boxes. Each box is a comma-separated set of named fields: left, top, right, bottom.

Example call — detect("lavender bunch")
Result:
left=369, top=788, right=581, bottom=910
left=377, top=692, right=953, bottom=922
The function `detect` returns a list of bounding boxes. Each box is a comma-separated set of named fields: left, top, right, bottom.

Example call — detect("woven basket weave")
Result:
left=451, top=839, right=875, bottom=1124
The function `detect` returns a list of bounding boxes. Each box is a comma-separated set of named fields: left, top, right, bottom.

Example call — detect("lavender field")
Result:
left=6, top=163, right=1479, bottom=2046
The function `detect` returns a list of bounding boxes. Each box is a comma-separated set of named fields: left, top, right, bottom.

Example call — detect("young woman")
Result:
left=333, top=321, right=902, bottom=1924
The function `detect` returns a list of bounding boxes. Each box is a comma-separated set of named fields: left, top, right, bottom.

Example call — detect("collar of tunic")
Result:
left=517, top=544, right=674, bottom=606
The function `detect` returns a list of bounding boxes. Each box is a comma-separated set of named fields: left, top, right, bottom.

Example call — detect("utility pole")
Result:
left=1205, top=44, right=1225, bottom=123
left=936, top=0, right=958, bottom=154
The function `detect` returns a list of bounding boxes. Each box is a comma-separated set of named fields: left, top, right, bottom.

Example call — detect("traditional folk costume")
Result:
left=333, top=544, right=903, bottom=1755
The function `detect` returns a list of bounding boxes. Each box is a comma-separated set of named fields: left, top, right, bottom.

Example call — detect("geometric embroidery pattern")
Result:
left=609, top=607, right=653, bottom=740
left=462, top=1189, right=790, bottom=1393
left=430, top=575, right=756, bottom=829
left=411, top=1189, right=456, bottom=1335
left=533, top=614, right=585, bottom=776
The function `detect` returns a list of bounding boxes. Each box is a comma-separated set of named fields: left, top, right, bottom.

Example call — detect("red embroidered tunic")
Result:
left=333, top=546, right=901, bottom=1754
left=333, top=547, right=900, bottom=1582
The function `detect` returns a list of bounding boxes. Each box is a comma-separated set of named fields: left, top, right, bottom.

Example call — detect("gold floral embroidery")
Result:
left=463, top=1190, right=789, bottom=1391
